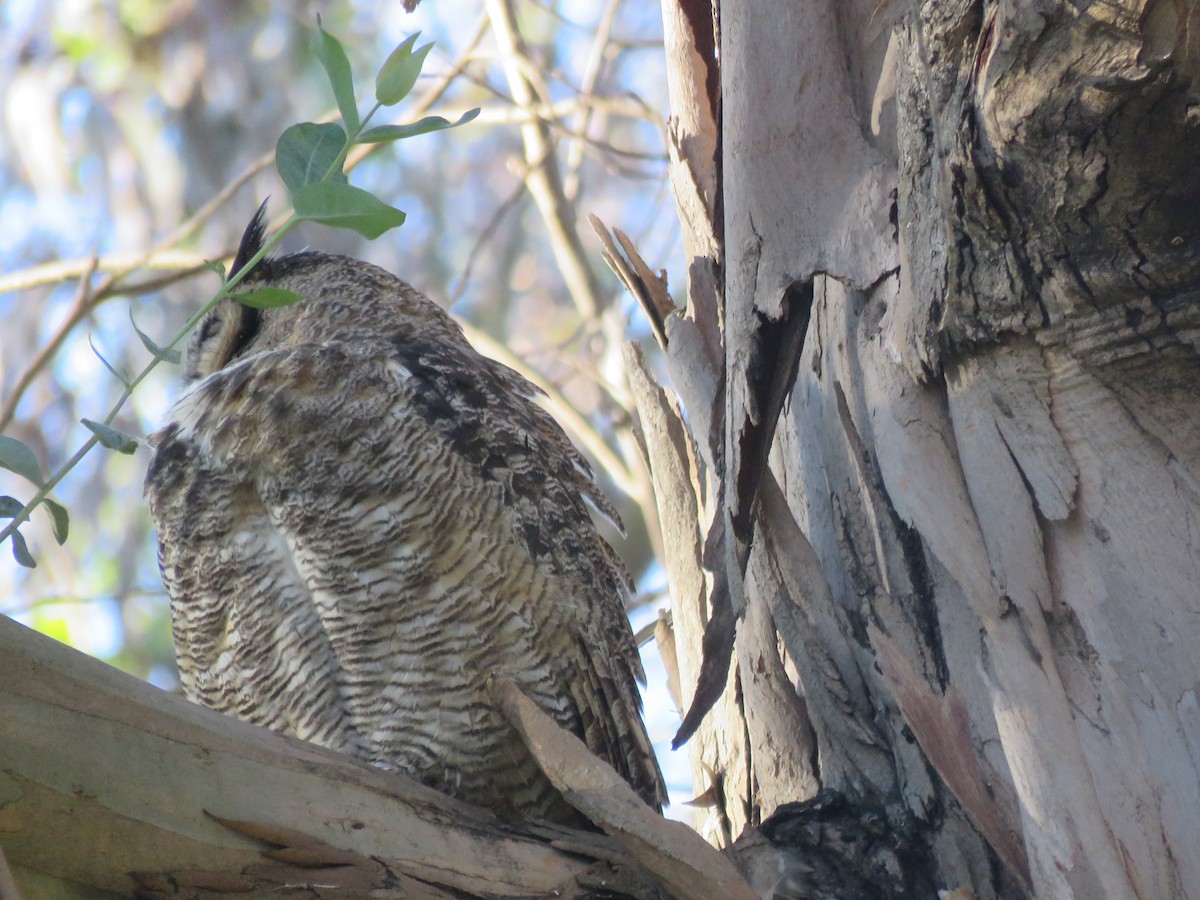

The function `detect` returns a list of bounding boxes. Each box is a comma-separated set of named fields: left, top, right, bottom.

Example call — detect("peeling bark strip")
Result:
left=730, top=278, right=813, bottom=566
left=670, top=551, right=734, bottom=749
left=493, top=679, right=759, bottom=900
left=635, top=0, right=1200, bottom=896
left=589, top=215, right=672, bottom=350
left=673, top=280, right=813, bottom=748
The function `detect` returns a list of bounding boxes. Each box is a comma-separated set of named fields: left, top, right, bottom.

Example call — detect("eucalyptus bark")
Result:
left=638, top=1, right=1200, bottom=898
left=0, top=616, right=753, bottom=899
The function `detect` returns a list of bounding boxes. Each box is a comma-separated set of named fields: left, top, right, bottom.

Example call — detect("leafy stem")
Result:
left=1, top=20, right=479, bottom=567
left=0, top=212, right=304, bottom=551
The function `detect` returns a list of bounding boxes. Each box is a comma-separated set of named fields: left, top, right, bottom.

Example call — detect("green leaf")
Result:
left=358, top=108, right=481, bottom=144
left=315, top=17, right=359, bottom=134
left=44, top=497, right=69, bottom=544
left=0, top=435, right=45, bottom=487
left=291, top=181, right=406, bottom=239
left=10, top=528, right=35, bottom=568
left=82, top=419, right=138, bottom=455
left=88, top=335, right=132, bottom=389
left=203, top=258, right=227, bottom=280
left=129, top=309, right=181, bottom=365
left=375, top=33, right=433, bottom=106
left=231, top=287, right=305, bottom=309
left=0, top=495, right=24, bottom=517
left=276, top=122, right=349, bottom=192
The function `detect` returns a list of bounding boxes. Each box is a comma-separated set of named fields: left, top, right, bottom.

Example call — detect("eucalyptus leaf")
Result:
left=10, top=528, right=35, bottom=568
left=358, top=108, right=481, bottom=144
left=0, top=495, right=24, bottom=517
left=82, top=419, right=138, bottom=455
left=0, top=435, right=44, bottom=487
left=375, top=33, right=433, bottom=106
left=44, top=497, right=69, bottom=544
left=315, top=17, right=359, bottom=134
left=129, top=309, right=181, bottom=365
left=291, top=181, right=406, bottom=239
left=88, top=335, right=132, bottom=389
left=231, top=287, right=305, bottom=309
left=276, top=122, right=349, bottom=192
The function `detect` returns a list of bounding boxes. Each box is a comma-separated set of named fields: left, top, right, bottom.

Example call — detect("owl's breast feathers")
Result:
left=147, top=310, right=666, bottom=820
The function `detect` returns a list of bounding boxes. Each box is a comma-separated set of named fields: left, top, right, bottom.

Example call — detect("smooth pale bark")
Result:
left=640, top=0, right=1200, bottom=897
left=0, top=616, right=754, bottom=899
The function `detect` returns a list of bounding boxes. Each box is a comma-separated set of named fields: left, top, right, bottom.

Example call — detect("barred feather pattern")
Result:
left=145, top=251, right=666, bottom=823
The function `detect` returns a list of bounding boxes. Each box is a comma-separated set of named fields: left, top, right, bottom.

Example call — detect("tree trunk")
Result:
left=634, top=0, right=1200, bottom=897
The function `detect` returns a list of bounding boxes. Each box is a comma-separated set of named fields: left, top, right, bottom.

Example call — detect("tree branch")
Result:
left=0, top=616, right=627, bottom=896
left=0, top=615, right=767, bottom=898
left=483, top=0, right=605, bottom=321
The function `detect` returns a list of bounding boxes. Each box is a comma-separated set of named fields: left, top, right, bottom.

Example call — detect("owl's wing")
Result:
left=150, top=335, right=665, bottom=809
left=386, top=335, right=668, bottom=809
left=568, top=606, right=670, bottom=810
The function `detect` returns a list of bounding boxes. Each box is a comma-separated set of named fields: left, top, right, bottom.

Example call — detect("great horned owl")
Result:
left=145, top=210, right=666, bottom=822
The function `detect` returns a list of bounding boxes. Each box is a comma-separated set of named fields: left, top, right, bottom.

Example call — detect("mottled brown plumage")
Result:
left=145, top=212, right=665, bottom=822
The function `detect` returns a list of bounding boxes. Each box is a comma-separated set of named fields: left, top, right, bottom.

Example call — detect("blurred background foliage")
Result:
left=0, top=0, right=684, bottom=793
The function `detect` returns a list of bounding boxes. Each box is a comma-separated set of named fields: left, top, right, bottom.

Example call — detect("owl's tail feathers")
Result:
left=564, top=636, right=667, bottom=813
left=613, top=688, right=669, bottom=813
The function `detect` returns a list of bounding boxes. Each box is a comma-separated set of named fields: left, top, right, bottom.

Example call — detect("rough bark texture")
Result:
left=636, top=0, right=1200, bottom=898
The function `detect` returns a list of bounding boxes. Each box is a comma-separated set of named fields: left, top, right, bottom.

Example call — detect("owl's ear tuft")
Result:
left=230, top=200, right=270, bottom=282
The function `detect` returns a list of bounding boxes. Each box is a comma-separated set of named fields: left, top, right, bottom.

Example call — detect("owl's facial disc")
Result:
left=184, top=301, right=262, bottom=383
left=183, top=205, right=272, bottom=383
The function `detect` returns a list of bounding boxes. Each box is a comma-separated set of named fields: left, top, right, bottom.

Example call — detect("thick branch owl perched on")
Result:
left=145, top=210, right=666, bottom=823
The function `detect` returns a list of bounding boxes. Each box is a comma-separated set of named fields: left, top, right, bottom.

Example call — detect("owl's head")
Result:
left=184, top=206, right=458, bottom=385
left=182, top=206, right=272, bottom=384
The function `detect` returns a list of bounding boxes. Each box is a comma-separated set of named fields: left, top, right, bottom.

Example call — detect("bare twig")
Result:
left=0, top=155, right=270, bottom=432
left=562, top=0, right=622, bottom=199
left=0, top=250, right=215, bottom=297
left=416, top=12, right=490, bottom=111
left=0, top=255, right=100, bottom=432
left=453, top=94, right=662, bottom=131
left=484, top=0, right=604, bottom=320
left=449, top=181, right=528, bottom=305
